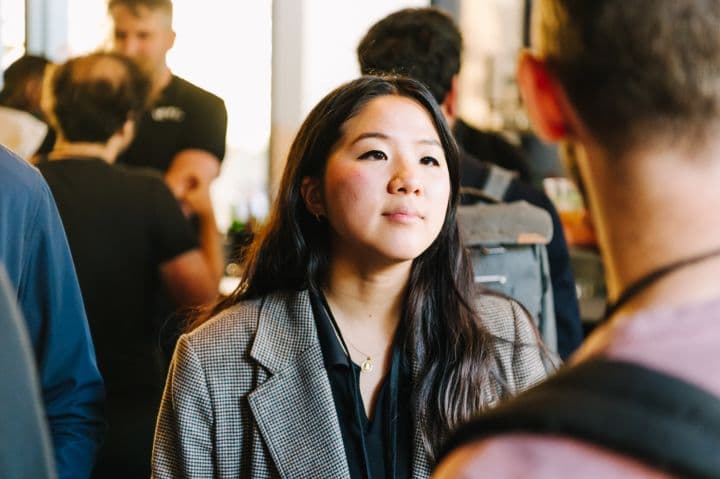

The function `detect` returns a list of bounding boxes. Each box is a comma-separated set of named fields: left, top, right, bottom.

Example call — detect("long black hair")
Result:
left=193, top=75, right=497, bottom=460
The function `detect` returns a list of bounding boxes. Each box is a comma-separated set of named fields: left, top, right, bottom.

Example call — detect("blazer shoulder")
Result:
left=179, top=290, right=313, bottom=365
left=181, top=297, right=264, bottom=359
left=475, top=292, right=550, bottom=394
left=475, top=292, right=536, bottom=343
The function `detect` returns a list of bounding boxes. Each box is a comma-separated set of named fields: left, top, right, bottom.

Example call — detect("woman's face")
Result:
left=316, top=94, right=451, bottom=269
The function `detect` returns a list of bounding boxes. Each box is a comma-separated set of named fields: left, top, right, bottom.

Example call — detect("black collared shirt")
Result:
left=310, top=290, right=411, bottom=479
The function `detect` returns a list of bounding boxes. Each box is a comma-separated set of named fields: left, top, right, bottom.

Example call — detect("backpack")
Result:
left=442, top=359, right=720, bottom=478
left=458, top=164, right=558, bottom=354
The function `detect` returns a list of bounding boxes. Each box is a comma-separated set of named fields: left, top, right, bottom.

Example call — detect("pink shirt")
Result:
left=436, top=296, right=720, bottom=478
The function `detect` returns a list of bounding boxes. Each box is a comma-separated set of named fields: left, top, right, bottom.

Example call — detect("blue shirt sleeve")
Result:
left=0, top=264, right=56, bottom=479
left=17, top=177, right=105, bottom=479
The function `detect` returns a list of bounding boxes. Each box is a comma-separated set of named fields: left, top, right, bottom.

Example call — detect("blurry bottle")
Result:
left=225, top=200, right=253, bottom=276
left=224, top=190, right=269, bottom=276
left=543, top=177, right=597, bottom=248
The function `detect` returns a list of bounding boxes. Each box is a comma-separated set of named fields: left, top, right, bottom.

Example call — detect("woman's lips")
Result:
left=382, top=209, right=422, bottom=223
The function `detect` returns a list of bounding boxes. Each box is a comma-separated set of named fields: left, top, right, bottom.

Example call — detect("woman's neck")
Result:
left=322, top=255, right=410, bottom=332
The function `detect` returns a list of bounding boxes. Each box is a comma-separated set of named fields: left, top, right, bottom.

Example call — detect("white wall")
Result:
left=26, top=0, right=68, bottom=60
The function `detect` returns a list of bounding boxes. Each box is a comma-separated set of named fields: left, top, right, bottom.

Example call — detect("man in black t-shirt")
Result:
left=109, top=0, right=227, bottom=211
left=39, top=51, right=223, bottom=479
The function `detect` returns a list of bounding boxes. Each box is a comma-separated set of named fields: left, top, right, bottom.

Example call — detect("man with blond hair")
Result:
left=108, top=0, right=227, bottom=209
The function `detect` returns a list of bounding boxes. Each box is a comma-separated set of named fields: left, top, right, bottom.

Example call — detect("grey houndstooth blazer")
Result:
left=152, top=290, right=549, bottom=478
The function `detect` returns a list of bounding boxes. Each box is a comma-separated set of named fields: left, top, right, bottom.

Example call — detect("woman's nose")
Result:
left=387, top=163, right=423, bottom=195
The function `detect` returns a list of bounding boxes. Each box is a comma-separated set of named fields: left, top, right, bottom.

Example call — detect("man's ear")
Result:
left=517, top=51, right=572, bottom=142
left=300, top=176, right=325, bottom=217
left=120, top=119, right=136, bottom=146
left=441, top=74, right=459, bottom=123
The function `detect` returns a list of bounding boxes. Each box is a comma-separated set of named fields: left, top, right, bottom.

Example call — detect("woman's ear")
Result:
left=517, top=51, right=572, bottom=142
left=300, top=176, right=325, bottom=218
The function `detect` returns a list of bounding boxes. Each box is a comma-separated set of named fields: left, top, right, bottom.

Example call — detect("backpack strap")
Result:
left=461, top=164, right=517, bottom=204
left=442, top=359, right=720, bottom=478
left=485, top=164, right=517, bottom=203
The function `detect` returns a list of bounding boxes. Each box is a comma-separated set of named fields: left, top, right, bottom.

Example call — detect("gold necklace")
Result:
left=327, top=322, right=382, bottom=374
left=322, top=292, right=387, bottom=374
left=345, top=340, right=381, bottom=373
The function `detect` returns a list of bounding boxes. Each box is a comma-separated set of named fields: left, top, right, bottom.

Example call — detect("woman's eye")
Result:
left=420, top=156, right=440, bottom=166
left=358, top=150, right=387, bottom=160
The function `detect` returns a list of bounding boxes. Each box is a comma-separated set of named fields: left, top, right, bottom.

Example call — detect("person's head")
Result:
left=200, top=76, right=499, bottom=459
left=299, top=84, right=453, bottom=274
left=357, top=8, right=462, bottom=121
left=108, top=0, right=175, bottom=80
left=518, top=0, right=720, bottom=159
left=44, top=52, right=150, bottom=146
left=0, top=55, right=51, bottom=115
left=243, top=75, right=459, bottom=296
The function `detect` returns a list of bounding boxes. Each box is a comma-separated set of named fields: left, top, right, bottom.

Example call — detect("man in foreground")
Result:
left=434, top=0, right=720, bottom=476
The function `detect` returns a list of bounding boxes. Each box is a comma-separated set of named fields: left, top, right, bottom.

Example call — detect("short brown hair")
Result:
left=108, top=0, right=172, bottom=18
left=535, top=0, right=720, bottom=153
left=357, top=8, right=462, bottom=104
left=48, top=52, right=150, bottom=143
left=0, top=55, right=50, bottom=111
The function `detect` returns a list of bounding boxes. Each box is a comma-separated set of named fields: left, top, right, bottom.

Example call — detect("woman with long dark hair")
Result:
left=152, top=76, right=548, bottom=479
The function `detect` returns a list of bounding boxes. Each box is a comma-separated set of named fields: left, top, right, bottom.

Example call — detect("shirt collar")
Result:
left=309, top=288, right=351, bottom=369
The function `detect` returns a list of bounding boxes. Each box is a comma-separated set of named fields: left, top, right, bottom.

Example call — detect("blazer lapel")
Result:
left=247, top=291, right=351, bottom=479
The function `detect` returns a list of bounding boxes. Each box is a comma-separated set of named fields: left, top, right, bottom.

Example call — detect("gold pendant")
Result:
left=361, top=357, right=374, bottom=373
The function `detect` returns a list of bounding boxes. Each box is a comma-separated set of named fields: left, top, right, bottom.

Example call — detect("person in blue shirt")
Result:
left=0, top=145, right=104, bottom=479
left=0, top=263, right=55, bottom=479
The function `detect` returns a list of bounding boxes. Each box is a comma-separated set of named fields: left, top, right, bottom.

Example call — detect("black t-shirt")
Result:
left=117, top=75, right=227, bottom=172
left=38, top=158, right=198, bottom=395
left=309, top=290, right=411, bottom=479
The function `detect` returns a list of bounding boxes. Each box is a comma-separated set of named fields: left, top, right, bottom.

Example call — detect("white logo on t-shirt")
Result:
left=151, top=106, right=185, bottom=122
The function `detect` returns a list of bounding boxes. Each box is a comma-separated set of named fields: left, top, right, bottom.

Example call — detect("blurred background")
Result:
left=1, top=0, right=604, bottom=325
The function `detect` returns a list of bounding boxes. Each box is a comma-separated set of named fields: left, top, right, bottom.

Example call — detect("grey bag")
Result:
left=458, top=169, right=558, bottom=354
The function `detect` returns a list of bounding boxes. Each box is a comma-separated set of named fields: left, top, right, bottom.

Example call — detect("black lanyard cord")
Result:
left=604, top=246, right=720, bottom=320
left=318, top=291, right=400, bottom=479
